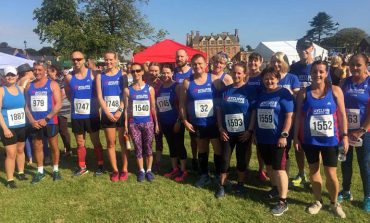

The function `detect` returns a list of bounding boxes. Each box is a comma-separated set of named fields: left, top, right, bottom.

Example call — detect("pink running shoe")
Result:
left=163, top=168, right=180, bottom=178
left=259, top=170, right=269, bottom=181
left=110, top=172, right=119, bottom=182
left=174, top=171, right=188, bottom=182
left=119, top=171, right=128, bottom=181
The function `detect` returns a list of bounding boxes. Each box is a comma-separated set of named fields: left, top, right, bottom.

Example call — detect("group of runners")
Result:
left=0, top=38, right=369, bottom=217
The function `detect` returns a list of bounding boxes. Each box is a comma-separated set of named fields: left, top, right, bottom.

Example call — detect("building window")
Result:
left=218, top=40, right=223, bottom=45
left=226, top=40, right=231, bottom=45
left=202, top=41, right=206, bottom=46
left=210, top=40, right=215, bottom=45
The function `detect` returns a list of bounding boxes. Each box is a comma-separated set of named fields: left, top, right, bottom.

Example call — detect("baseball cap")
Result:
left=296, top=38, right=313, bottom=50
left=17, top=63, right=33, bottom=74
left=4, top=66, right=18, bottom=76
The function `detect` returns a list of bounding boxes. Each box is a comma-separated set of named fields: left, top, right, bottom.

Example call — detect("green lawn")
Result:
left=0, top=129, right=368, bottom=222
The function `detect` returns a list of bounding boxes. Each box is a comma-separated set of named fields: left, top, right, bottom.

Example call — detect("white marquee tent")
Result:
left=0, top=52, right=34, bottom=75
left=254, top=41, right=328, bottom=65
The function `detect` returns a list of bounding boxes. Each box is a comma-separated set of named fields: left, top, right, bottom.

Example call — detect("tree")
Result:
left=0, top=42, right=9, bottom=48
left=305, top=12, right=336, bottom=44
left=25, top=48, right=40, bottom=56
left=33, top=0, right=168, bottom=58
left=246, top=45, right=253, bottom=51
left=321, top=28, right=368, bottom=53
left=39, top=46, right=56, bottom=56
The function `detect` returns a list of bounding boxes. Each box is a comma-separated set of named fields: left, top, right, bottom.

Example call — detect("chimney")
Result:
left=196, top=31, right=200, bottom=37
left=191, top=30, right=194, bottom=38
left=211, top=33, right=213, bottom=36
left=235, top=29, right=239, bottom=37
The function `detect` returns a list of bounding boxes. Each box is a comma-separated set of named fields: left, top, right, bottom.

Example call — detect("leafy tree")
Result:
left=321, top=28, right=368, bottom=53
left=33, top=0, right=168, bottom=58
left=25, top=48, right=40, bottom=56
left=39, top=46, right=57, bottom=56
left=246, top=45, right=253, bottom=51
left=0, top=42, right=9, bottom=48
left=305, top=12, right=336, bottom=43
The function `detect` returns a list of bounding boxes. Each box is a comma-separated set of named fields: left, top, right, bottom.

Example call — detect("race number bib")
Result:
left=7, top=108, right=25, bottom=127
left=74, top=98, right=91, bottom=115
left=346, top=109, right=360, bottom=130
left=257, top=109, right=275, bottom=129
left=156, top=96, right=172, bottom=113
left=225, top=113, right=245, bottom=133
left=310, top=115, right=334, bottom=137
left=30, top=95, right=47, bottom=112
left=133, top=100, right=150, bottom=116
left=194, top=99, right=213, bottom=118
left=104, top=96, right=120, bottom=113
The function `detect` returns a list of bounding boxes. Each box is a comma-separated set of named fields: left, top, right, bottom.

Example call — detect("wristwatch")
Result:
left=117, top=107, right=124, bottom=112
left=45, top=117, right=50, bottom=122
left=281, top=131, right=289, bottom=138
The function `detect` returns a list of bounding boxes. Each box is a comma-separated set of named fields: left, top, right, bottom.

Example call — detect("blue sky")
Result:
left=1, top=0, right=369, bottom=50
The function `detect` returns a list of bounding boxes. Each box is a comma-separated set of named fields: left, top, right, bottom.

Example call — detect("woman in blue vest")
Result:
left=180, top=54, right=222, bottom=188
left=294, top=60, right=348, bottom=218
left=254, top=67, right=294, bottom=216
left=158, top=64, right=188, bottom=181
left=339, top=53, right=370, bottom=212
left=216, top=62, right=256, bottom=198
left=0, top=67, right=27, bottom=188
left=96, top=51, right=128, bottom=182
left=124, top=63, right=159, bottom=182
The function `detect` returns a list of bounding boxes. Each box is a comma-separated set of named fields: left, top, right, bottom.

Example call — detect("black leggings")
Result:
left=161, top=123, right=187, bottom=160
left=220, top=135, right=249, bottom=173
left=58, top=116, right=71, bottom=152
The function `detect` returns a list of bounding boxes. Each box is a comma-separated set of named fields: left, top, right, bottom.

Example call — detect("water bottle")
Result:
left=338, top=145, right=346, bottom=162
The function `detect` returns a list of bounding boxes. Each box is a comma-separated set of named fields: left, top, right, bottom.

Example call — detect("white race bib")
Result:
left=257, top=109, right=275, bottom=129
left=104, top=96, right=120, bottom=112
left=7, top=108, right=25, bottom=127
left=156, top=96, right=172, bottom=113
left=194, top=99, right=213, bottom=118
left=346, top=109, right=360, bottom=130
left=74, top=98, right=91, bottom=115
left=133, top=100, right=150, bottom=116
left=30, top=95, right=47, bottom=112
left=225, top=113, right=245, bottom=133
left=310, top=114, right=334, bottom=137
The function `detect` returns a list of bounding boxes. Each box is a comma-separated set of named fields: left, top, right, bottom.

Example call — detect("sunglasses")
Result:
left=72, top=58, right=84, bottom=62
left=131, top=69, right=142, bottom=74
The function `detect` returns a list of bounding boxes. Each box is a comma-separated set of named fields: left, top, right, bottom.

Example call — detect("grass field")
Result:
left=0, top=128, right=368, bottom=223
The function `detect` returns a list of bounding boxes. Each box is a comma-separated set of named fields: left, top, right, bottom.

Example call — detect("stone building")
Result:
left=186, top=29, right=240, bottom=60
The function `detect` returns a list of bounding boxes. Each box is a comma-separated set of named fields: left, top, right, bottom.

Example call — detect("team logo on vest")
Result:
left=260, top=101, right=277, bottom=107
left=75, top=85, right=91, bottom=90
left=133, top=94, right=148, bottom=99
left=34, top=91, right=48, bottom=96
left=105, top=80, right=119, bottom=86
left=193, top=87, right=212, bottom=93
left=347, top=88, right=365, bottom=94
left=225, top=96, right=245, bottom=103
left=313, top=108, right=330, bottom=115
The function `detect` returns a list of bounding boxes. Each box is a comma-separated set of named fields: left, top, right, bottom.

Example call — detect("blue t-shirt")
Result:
left=299, top=86, right=339, bottom=146
left=278, top=73, right=300, bottom=92
left=255, top=88, right=294, bottom=144
left=156, top=83, right=178, bottom=125
left=247, top=75, right=264, bottom=94
left=70, top=69, right=99, bottom=119
left=341, top=75, right=370, bottom=131
left=187, top=73, right=217, bottom=126
left=174, top=67, right=193, bottom=84
left=220, top=84, right=256, bottom=135
left=290, top=62, right=312, bottom=88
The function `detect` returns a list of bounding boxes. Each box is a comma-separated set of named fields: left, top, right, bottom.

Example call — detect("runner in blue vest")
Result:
left=25, top=61, right=62, bottom=184
left=174, top=49, right=199, bottom=172
left=180, top=54, right=222, bottom=188
left=0, top=67, right=27, bottom=188
left=246, top=52, right=268, bottom=181
left=124, top=63, right=159, bottom=182
left=96, top=51, right=128, bottom=182
left=210, top=53, right=233, bottom=86
left=290, top=38, right=315, bottom=186
left=254, top=67, right=294, bottom=216
left=294, top=60, right=348, bottom=218
left=339, top=53, right=370, bottom=212
left=65, top=51, right=104, bottom=177
left=216, top=62, right=256, bottom=198
left=158, top=64, right=188, bottom=182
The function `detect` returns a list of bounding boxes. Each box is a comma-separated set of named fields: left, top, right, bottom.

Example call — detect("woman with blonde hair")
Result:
left=330, top=56, right=345, bottom=86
